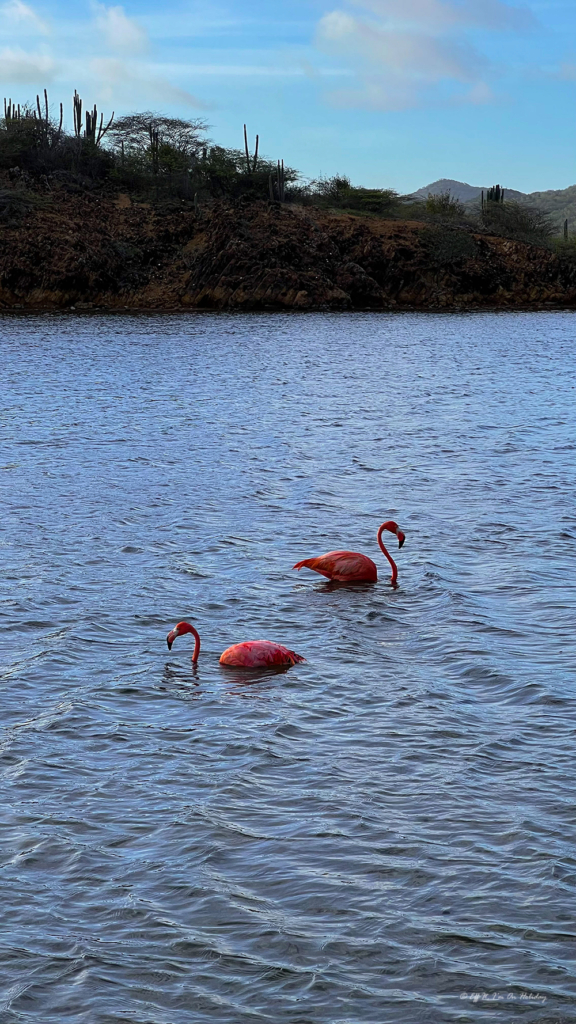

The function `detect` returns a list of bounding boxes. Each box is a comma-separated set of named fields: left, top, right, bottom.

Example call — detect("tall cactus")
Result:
left=243, top=124, right=259, bottom=173
left=73, top=90, right=82, bottom=137
left=276, top=159, right=285, bottom=202
left=4, top=98, right=22, bottom=122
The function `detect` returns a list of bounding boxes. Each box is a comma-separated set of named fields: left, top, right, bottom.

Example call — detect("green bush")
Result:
left=480, top=200, right=553, bottom=246
left=301, top=174, right=403, bottom=216
left=425, top=190, right=465, bottom=221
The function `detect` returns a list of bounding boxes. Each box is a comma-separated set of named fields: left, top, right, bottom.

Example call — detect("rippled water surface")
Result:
left=1, top=311, right=576, bottom=1023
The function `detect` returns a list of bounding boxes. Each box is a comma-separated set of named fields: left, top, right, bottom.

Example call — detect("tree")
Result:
left=108, top=113, right=208, bottom=172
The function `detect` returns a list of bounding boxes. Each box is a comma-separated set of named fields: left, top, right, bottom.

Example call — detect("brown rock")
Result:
left=1, top=190, right=576, bottom=310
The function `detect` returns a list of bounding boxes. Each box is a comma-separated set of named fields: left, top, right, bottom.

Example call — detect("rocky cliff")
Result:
left=1, top=190, right=576, bottom=310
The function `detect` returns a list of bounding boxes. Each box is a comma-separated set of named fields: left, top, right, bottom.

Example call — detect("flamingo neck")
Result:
left=377, top=526, right=398, bottom=584
left=180, top=622, right=201, bottom=662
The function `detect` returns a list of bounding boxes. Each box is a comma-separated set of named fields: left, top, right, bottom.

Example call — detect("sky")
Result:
left=1, top=0, right=576, bottom=193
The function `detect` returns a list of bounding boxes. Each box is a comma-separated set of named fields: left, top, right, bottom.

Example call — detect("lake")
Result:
left=1, top=310, right=575, bottom=1023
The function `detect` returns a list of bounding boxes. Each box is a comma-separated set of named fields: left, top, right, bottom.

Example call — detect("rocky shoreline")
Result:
left=2, top=190, right=576, bottom=311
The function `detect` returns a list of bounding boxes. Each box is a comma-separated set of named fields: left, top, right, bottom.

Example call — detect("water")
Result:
left=1, top=310, right=575, bottom=1024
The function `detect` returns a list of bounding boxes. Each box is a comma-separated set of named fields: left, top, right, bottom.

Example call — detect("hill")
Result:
left=412, top=179, right=576, bottom=233
left=1, top=186, right=576, bottom=311
left=527, top=185, right=576, bottom=232
left=410, top=179, right=527, bottom=203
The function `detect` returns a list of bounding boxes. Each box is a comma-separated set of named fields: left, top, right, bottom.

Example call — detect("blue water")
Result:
left=1, top=310, right=575, bottom=1023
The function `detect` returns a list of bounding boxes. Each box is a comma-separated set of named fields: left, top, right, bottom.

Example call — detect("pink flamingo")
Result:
left=166, top=621, right=305, bottom=669
left=293, top=520, right=405, bottom=585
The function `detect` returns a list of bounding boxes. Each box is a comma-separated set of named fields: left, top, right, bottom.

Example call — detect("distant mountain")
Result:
left=411, top=178, right=576, bottom=233
left=527, top=185, right=576, bottom=232
left=410, top=178, right=526, bottom=203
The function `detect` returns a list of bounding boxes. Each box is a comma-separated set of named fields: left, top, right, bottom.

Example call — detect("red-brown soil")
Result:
left=1, top=190, right=575, bottom=310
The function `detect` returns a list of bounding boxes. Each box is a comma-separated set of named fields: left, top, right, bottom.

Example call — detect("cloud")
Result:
left=93, top=3, right=148, bottom=55
left=90, top=57, right=209, bottom=108
left=86, top=4, right=212, bottom=108
left=347, top=0, right=534, bottom=31
left=316, top=0, right=534, bottom=109
left=0, top=0, right=49, bottom=34
left=0, top=46, right=56, bottom=81
left=558, top=62, right=576, bottom=81
left=0, top=2, right=208, bottom=112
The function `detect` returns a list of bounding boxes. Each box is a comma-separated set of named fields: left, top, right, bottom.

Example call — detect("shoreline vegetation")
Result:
left=2, top=90, right=576, bottom=311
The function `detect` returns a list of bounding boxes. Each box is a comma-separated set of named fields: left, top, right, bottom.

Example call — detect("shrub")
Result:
left=480, top=200, right=553, bottom=246
left=425, top=190, right=465, bottom=221
left=304, top=174, right=402, bottom=215
left=550, top=237, right=576, bottom=262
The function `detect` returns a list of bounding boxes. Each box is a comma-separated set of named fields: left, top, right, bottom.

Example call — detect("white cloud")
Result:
left=0, top=46, right=55, bottom=81
left=0, top=3, right=209, bottom=112
left=93, top=3, right=148, bottom=55
left=0, top=0, right=49, bottom=34
left=348, top=0, right=534, bottom=31
left=90, top=57, right=209, bottom=108
left=316, top=0, right=534, bottom=109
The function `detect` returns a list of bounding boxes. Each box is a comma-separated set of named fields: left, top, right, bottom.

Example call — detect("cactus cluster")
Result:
left=73, top=90, right=114, bottom=147
left=4, top=98, right=22, bottom=122
left=487, top=184, right=504, bottom=205
left=4, top=89, right=63, bottom=145
left=268, top=160, right=286, bottom=202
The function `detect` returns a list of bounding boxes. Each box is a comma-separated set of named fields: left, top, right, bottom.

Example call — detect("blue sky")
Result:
left=1, top=0, right=575, bottom=192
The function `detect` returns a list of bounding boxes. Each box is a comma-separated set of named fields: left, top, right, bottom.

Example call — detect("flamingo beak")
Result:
left=397, top=531, right=405, bottom=549
left=166, top=628, right=178, bottom=650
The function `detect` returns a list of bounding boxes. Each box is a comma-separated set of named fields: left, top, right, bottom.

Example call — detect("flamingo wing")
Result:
left=293, top=550, right=378, bottom=584
left=219, top=640, right=305, bottom=668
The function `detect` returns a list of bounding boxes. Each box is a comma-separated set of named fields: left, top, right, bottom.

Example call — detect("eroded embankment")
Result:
left=1, top=190, right=575, bottom=309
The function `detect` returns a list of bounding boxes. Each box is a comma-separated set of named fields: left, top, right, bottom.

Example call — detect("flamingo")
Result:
left=293, top=520, right=405, bottom=585
left=166, top=620, right=305, bottom=669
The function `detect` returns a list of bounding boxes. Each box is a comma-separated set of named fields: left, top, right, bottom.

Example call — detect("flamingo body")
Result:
left=166, top=621, right=305, bottom=670
left=293, top=551, right=377, bottom=584
left=293, top=520, right=405, bottom=585
left=219, top=640, right=305, bottom=668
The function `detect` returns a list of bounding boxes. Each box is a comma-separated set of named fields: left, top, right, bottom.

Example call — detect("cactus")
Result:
left=564, top=218, right=568, bottom=241
left=3, top=89, right=62, bottom=143
left=4, top=98, right=22, bottom=122
left=73, top=90, right=82, bottom=137
left=243, top=124, right=259, bottom=173
left=149, top=126, right=159, bottom=173
left=487, top=184, right=504, bottom=204
left=73, top=91, right=113, bottom=146
left=85, top=106, right=97, bottom=143
left=276, top=159, right=285, bottom=202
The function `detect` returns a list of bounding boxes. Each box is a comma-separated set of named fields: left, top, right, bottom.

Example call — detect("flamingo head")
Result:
left=166, top=621, right=190, bottom=650
left=166, top=621, right=201, bottom=662
left=381, top=520, right=405, bottom=548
